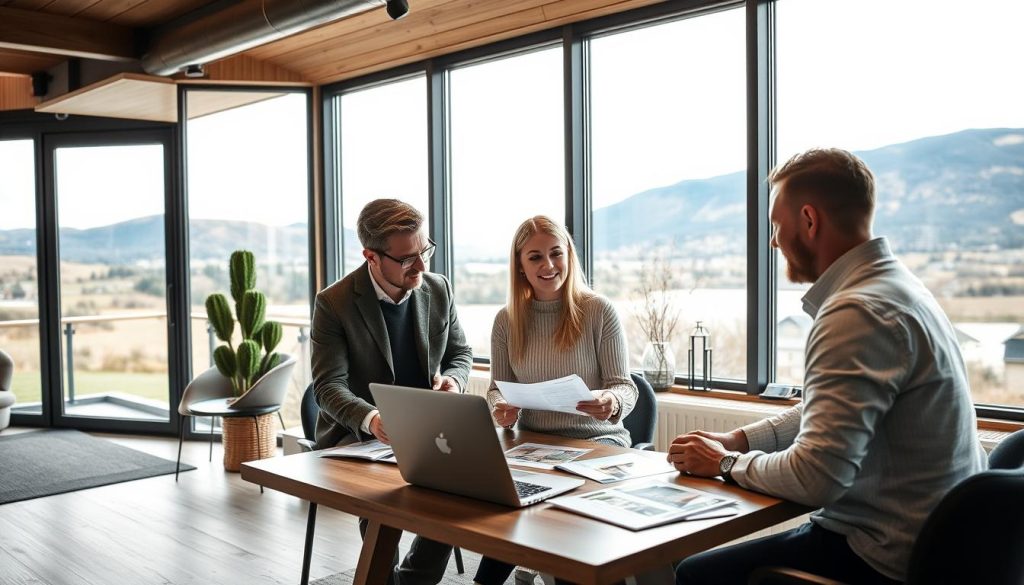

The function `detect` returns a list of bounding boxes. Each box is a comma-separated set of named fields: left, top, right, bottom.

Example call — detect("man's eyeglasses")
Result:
left=376, top=239, right=436, bottom=269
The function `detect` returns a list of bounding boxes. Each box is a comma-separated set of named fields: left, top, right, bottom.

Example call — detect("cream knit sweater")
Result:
left=486, top=295, right=637, bottom=446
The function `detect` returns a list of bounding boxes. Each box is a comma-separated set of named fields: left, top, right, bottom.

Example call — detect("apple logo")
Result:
left=435, top=433, right=452, bottom=455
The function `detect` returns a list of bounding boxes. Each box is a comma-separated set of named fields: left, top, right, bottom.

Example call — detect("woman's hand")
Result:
left=577, top=390, right=618, bottom=421
left=492, top=399, right=520, bottom=428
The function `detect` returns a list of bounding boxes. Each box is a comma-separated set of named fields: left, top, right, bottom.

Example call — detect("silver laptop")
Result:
left=369, top=383, right=585, bottom=507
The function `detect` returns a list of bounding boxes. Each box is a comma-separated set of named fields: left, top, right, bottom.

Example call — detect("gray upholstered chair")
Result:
left=0, top=349, right=15, bottom=430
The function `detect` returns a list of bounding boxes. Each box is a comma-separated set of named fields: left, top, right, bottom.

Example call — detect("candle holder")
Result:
left=687, top=321, right=713, bottom=390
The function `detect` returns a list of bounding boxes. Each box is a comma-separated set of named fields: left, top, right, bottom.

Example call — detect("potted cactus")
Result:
left=205, top=249, right=284, bottom=397
left=183, top=249, right=296, bottom=471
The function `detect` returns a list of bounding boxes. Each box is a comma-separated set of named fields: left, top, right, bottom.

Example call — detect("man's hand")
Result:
left=667, top=433, right=731, bottom=477
left=492, top=399, right=520, bottom=428
left=687, top=429, right=750, bottom=453
left=577, top=390, right=618, bottom=421
left=369, top=413, right=390, bottom=444
left=432, top=374, right=460, bottom=392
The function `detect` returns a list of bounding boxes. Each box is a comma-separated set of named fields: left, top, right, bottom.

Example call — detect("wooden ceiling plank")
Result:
left=0, top=6, right=136, bottom=60
left=301, top=0, right=664, bottom=84
left=5, top=0, right=54, bottom=10
left=202, top=54, right=306, bottom=83
left=300, top=5, right=549, bottom=81
left=244, top=0, right=460, bottom=62
left=110, top=0, right=211, bottom=28
left=265, top=0, right=564, bottom=74
left=42, top=0, right=103, bottom=17
left=75, top=0, right=148, bottom=22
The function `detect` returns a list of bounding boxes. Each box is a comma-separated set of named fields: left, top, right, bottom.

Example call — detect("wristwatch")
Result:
left=719, top=453, right=739, bottom=483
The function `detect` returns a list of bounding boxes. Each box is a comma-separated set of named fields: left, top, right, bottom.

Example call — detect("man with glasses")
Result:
left=311, top=198, right=473, bottom=585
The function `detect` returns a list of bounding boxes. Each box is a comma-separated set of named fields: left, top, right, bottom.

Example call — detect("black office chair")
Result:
left=749, top=468, right=1024, bottom=585
left=988, top=428, right=1024, bottom=469
left=296, top=384, right=465, bottom=585
left=625, top=373, right=657, bottom=451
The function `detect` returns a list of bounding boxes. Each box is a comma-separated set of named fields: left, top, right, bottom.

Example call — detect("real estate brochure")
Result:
left=550, top=480, right=739, bottom=530
left=504, top=442, right=592, bottom=470
left=555, top=452, right=676, bottom=483
left=495, top=374, right=595, bottom=415
left=318, top=439, right=398, bottom=464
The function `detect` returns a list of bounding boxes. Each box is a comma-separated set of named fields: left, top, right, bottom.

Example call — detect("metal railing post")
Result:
left=64, top=322, right=76, bottom=403
left=298, top=326, right=311, bottom=389
left=207, top=320, right=216, bottom=368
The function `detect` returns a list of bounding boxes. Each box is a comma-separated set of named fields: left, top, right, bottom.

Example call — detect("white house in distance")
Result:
left=1005, top=327, right=1024, bottom=394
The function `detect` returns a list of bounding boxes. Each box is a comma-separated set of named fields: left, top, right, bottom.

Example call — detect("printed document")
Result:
left=318, top=439, right=397, bottom=464
left=504, top=442, right=591, bottom=470
left=550, top=480, right=738, bottom=530
left=496, top=374, right=594, bottom=415
left=556, top=452, right=676, bottom=483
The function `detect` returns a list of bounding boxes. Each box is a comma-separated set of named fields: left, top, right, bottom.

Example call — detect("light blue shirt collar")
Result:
left=802, top=237, right=892, bottom=318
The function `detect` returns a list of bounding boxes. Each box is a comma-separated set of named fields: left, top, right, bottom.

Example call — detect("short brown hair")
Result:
left=357, top=199, right=424, bottom=252
left=769, top=148, right=875, bottom=234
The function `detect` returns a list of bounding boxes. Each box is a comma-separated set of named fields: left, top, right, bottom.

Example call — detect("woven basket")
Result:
left=222, top=413, right=276, bottom=472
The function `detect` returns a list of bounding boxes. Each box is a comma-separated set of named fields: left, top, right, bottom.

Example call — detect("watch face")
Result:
left=720, top=455, right=736, bottom=476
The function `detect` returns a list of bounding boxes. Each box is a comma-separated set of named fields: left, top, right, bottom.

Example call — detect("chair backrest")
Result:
left=0, top=349, right=13, bottom=393
left=988, top=428, right=1024, bottom=469
left=624, top=373, right=657, bottom=448
left=231, top=354, right=297, bottom=409
left=905, top=469, right=1024, bottom=585
left=300, top=383, right=318, bottom=442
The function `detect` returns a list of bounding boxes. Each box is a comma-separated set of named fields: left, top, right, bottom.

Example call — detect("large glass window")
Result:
left=0, top=139, right=42, bottom=413
left=590, top=8, right=747, bottom=381
left=185, top=90, right=312, bottom=429
left=53, top=142, right=171, bottom=421
left=337, top=75, right=429, bottom=276
left=776, top=0, right=1024, bottom=408
left=449, top=47, right=565, bottom=356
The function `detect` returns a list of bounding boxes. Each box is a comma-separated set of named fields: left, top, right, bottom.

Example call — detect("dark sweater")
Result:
left=379, top=300, right=428, bottom=389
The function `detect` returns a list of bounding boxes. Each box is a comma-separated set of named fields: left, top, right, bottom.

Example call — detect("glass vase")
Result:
left=641, top=341, right=676, bottom=391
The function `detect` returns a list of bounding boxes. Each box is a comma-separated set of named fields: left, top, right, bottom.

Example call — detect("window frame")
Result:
left=317, top=0, right=1024, bottom=421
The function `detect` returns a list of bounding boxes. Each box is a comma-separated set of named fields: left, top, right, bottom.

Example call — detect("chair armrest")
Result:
left=297, top=438, right=316, bottom=453
left=749, top=567, right=848, bottom=585
left=632, top=442, right=655, bottom=452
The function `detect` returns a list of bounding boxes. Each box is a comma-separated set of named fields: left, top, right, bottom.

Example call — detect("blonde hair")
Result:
left=357, top=199, right=424, bottom=252
left=507, top=216, right=593, bottom=359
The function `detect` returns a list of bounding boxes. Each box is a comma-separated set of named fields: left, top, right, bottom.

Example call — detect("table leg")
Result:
left=354, top=520, right=402, bottom=585
left=625, top=564, right=676, bottom=585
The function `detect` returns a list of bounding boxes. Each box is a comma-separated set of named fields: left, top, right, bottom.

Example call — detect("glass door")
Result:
left=43, top=130, right=177, bottom=431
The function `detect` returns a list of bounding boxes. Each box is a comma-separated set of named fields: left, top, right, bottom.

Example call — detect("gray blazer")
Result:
left=310, top=263, right=473, bottom=448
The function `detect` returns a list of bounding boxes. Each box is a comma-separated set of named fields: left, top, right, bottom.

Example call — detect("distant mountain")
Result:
left=1, top=128, right=1022, bottom=264
left=0, top=216, right=309, bottom=264
left=594, top=128, right=1024, bottom=255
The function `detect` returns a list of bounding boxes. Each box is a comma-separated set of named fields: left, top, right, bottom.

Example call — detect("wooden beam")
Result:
left=0, top=7, right=136, bottom=62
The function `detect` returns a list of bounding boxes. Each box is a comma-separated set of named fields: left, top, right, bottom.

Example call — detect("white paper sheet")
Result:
left=496, top=374, right=595, bottom=415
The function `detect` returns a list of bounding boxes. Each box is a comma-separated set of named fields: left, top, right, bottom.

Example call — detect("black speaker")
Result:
left=30, top=72, right=51, bottom=97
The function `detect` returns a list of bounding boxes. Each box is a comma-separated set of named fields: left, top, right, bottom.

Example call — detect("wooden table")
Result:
left=241, top=430, right=809, bottom=585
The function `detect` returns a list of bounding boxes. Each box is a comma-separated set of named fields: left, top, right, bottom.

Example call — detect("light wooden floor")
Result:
left=0, top=428, right=374, bottom=585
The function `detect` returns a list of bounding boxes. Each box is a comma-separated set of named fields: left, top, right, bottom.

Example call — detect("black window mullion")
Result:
left=746, top=0, right=775, bottom=394
left=564, top=25, right=591, bottom=285
left=427, top=60, right=452, bottom=278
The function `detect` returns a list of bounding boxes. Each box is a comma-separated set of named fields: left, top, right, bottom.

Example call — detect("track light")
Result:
left=386, top=0, right=409, bottom=20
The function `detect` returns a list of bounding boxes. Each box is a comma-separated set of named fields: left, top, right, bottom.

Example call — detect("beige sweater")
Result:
left=486, top=295, right=637, bottom=446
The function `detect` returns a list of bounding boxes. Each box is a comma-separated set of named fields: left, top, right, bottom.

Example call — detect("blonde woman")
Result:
left=474, top=216, right=638, bottom=585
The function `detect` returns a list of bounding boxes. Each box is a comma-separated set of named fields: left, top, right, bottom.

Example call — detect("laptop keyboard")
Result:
left=514, top=480, right=550, bottom=498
